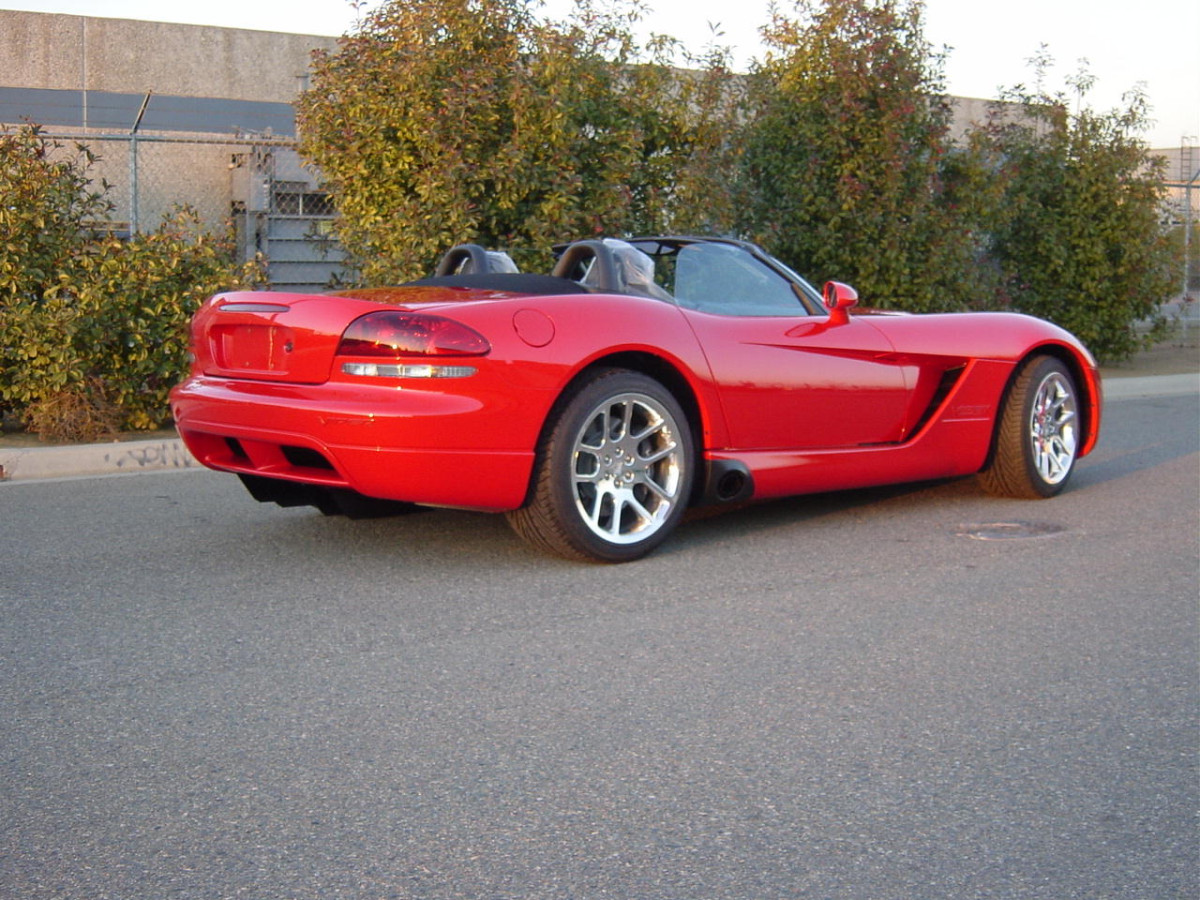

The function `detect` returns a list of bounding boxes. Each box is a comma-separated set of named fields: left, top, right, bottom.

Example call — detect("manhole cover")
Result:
left=959, top=521, right=1067, bottom=541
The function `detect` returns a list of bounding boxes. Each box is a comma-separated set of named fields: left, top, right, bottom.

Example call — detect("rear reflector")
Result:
left=341, top=362, right=477, bottom=379
left=338, top=312, right=490, bottom=358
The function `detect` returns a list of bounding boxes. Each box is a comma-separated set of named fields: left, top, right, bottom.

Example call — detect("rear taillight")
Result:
left=337, top=312, right=490, bottom=358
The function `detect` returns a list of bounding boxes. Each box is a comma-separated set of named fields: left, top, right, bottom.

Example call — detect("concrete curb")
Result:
left=1102, top=373, right=1199, bottom=399
left=1, top=373, right=1195, bottom=483
left=0, top=437, right=197, bottom=483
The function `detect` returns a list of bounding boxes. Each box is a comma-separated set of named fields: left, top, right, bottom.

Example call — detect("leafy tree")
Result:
left=739, top=0, right=983, bottom=310
left=970, top=54, right=1178, bottom=360
left=297, top=0, right=693, bottom=283
left=663, top=36, right=751, bottom=237
left=0, top=125, right=262, bottom=439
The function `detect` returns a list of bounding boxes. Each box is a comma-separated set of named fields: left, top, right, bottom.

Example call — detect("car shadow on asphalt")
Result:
left=197, top=393, right=1198, bottom=566
left=663, top=477, right=971, bottom=559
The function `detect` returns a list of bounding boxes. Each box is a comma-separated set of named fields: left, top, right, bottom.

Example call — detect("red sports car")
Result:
left=171, top=236, right=1101, bottom=562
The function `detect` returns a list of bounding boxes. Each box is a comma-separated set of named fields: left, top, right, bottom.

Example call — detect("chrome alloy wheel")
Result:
left=570, top=392, right=685, bottom=545
left=1028, top=370, right=1078, bottom=486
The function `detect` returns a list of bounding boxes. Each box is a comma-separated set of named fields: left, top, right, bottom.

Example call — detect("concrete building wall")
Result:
left=1, top=11, right=345, bottom=289
left=1, top=10, right=335, bottom=101
left=946, top=95, right=998, bottom=142
left=4, top=9, right=1006, bottom=137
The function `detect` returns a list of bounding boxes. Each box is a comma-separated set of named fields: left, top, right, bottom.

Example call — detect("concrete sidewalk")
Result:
left=1, top=368, right=1194, bottom=484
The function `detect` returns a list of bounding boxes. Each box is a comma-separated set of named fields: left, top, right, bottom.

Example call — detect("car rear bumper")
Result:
left=171, top=376, right=535, bottom=511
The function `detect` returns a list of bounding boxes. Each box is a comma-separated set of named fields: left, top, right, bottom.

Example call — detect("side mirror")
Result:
left=822, top=281, right=858, bottom=324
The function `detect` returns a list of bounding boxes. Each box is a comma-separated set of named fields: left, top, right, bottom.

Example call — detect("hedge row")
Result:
left=1, top=1, right=1182, bottom=440
left=0, top=126, right=263, bottom=440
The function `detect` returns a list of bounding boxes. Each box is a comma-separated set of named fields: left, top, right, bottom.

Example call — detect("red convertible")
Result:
left=171, top=236, right=1101, bottom=561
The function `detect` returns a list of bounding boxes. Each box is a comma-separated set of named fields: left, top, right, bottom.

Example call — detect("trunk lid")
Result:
left=194, top=289, right=471, bottom=384
left=192, top=280, right=567, bottom=384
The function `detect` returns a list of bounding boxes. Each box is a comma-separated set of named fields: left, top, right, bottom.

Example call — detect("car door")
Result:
left=669, top=243, right=911, bottom=452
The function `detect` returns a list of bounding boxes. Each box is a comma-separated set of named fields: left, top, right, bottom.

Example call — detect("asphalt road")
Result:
left=2, top=391, right=1196, bottom=899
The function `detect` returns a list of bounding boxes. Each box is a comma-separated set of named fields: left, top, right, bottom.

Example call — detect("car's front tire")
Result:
left=979, top=354, right=1080, bottom=498
left=506, top=369, right=694, bottom=562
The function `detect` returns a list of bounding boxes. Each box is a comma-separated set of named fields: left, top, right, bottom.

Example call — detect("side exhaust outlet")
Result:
left=699, top=459, right=754, bottom=506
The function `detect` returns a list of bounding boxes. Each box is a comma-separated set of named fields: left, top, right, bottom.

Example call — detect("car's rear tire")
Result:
left=506, top=369, right=694, bottom=562
left=979, top=354, right=1080, bottom=498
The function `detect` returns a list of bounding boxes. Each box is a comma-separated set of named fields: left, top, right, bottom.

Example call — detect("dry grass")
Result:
left=24, top=381, right=122, bottom=443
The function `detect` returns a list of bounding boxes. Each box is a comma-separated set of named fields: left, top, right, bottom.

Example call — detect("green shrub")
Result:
left=0, top=125, right=263, bottom=439
left=70, top=209, right=264, bottom=431
left=969, top=57, right=1179, bottom=360
left=0, top=125, right=111, bottom=304
left=739, top=0, right=985, bottom=311
left=297, top=0, right=697, bottom=283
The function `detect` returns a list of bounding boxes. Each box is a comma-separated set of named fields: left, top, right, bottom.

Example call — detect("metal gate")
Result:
left=231, top=142, right=348, bottom=292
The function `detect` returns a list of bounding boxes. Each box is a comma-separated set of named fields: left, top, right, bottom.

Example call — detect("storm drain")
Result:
left=958, top=521, right=1067, bottom=541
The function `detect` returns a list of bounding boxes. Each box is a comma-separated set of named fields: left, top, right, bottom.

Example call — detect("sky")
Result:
left=5, top=0, right=1198, bottom=151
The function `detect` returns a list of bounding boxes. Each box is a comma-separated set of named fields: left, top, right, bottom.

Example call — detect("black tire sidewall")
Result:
left=544, top=370, right=694, bottom=562
left=1017, top=357, right=1077, bottom=497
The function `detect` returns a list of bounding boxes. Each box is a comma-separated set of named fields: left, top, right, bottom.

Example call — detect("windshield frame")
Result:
left=627, top=236, right=827, bottom=317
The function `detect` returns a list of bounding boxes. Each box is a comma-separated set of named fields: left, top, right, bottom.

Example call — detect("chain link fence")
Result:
left=38, top=130, right=344, bottom=291
left=1160, top=155, right=1198, bottom=301
left=25, top=129, right=1200, bottom=300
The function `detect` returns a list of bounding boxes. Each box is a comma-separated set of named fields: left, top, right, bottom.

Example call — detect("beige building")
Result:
left=1, top=10, right=340, bottom=289
left=1, top=10, right=332, bottom=130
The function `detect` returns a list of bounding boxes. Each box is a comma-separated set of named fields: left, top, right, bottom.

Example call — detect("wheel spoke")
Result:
left=582, top=493, right=603, bottom=527
left=629, top=419, right=659, bottom=442
left=638, top=439, right=676, bottom=466
left=574, top=449, right=600, bottom=480
left=623, top=492, right=657, bottom=525
left=640, top=471, right=673, bottom=501
left=1037, top=444, right=1060, bottom=480
left=1049, top=436, right=1074, bottom=474
left=619, top=402, right=636, bottom=439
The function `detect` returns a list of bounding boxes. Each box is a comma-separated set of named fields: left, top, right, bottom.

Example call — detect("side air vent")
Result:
left=911, top=365, right=966, bottom=436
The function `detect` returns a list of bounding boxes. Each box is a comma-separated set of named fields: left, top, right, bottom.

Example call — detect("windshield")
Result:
left=629, top=239, right=822, bottom=317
